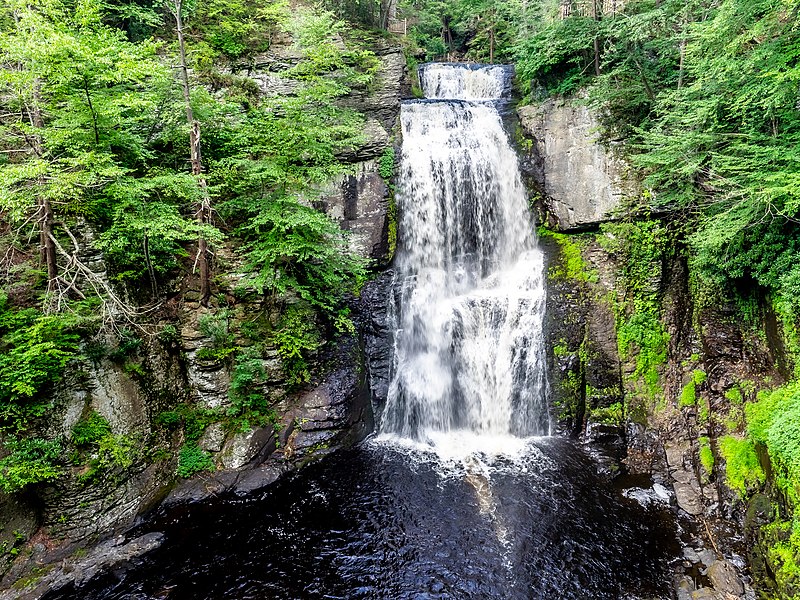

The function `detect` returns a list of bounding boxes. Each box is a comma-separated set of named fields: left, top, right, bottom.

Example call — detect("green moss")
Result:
left=763, top=518, right=800, bottom=591
left=617, top=311, right=669, bottom=401
left=719, top=435, right=766, bottom=498
left=539, top=228, right=596, bottom=283
left=698, top=436, right=714, bottom=478
left=387, top=191, right=397, bottom=261
left=698, top=399, right=710, bottom=424
left=725, top=386, right=744, bottom=404
left=747, top=381, right=800, bottom=489
left=680, top=380, right=697, bottom=407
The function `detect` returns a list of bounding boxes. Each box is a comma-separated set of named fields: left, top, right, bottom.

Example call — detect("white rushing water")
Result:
left=378, top=64, right=550, bottom=457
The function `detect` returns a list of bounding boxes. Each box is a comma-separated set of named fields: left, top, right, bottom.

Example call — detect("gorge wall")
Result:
left=520, top=98, right=796, bottom=599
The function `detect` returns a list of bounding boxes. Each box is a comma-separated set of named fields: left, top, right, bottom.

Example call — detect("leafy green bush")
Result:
left=71, top=411, right=112, bottom=446
left=0, top=437, right=62, bottom=493
left=719, top=435, right=766, bottom=498
left=747, top=382, right=800, bottom=492
left=71, top=411, right=135, bottom=483
left=198, top=310, right=234, bottom=349
left=226, top=346, right=279, bottom=432
left=0, top=296, right=81, bottom=429
left=272, top=304, right=322, bottom=386
left=177, top=444, right=215, bottom=478
left=237, top=197, right=368, bottom=313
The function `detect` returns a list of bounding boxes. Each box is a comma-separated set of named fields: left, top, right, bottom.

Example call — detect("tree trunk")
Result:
left=593, top=0, right=601, bottom=76
left=30, top=84, right=57, bottom=284
left=172, top=0, right=211, bottom=306
left=380, top=0, right=397, bottom=30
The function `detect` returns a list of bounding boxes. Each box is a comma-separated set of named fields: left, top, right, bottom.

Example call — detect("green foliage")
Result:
left=725, top=386, right=744, bottom=405
left=698, top=436, right=714, bottom=477
left=399, top=0, right=524, bottom=62
left=617, top=311, right=669, bottom=400
left=71, top=411, right=134, bottom=483
left=540, top=229, right=595, bottom=283
left=591, top=402, right=624, bottom=425
left=599, top=221, right=668, bottom=312
left=747, top=381, right=800, bottom=491
left=0, top=437, right=62, bottom=493
left=719, top=435, right=766, bottom=498
left=379, top=146, right=396, bottom=181
left=0, top=295, right=81, bottom=429
left=680, top=380, right=697, bottom=407
left=195, top=310, right=238, bottom=362
left=513, top=0, right=800, bottom=312
left=176, top=443, right=214, bottom=478
left=235, top=197, right=368, bottom=313
left=272, top=304, right=322, bottom=386
left=71, top=411, right=112, bottom=446
left=680, top=370, right=707, bottom=407
left=157, top=404, right=219, bottom=443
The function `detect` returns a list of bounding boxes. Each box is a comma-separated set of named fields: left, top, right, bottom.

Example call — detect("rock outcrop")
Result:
left=519, top=99, right=629, bottom=231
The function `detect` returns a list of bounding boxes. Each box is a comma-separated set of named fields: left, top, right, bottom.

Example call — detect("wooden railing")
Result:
left=388, top=18, right=408, bottom=35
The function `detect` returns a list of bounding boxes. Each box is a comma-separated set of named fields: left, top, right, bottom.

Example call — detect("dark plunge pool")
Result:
left=47, top=437, right=681, bottom=600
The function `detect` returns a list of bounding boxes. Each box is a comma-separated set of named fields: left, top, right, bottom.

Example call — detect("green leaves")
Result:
left=239, top=196, right=367, bottom=312
left=0, top=295, right=80, bottom=427
left=0, top=436, right=62, bottom=493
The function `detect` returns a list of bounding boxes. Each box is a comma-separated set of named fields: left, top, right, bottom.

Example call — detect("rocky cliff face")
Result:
left=518, top=99, right=630, bottom=231
left=528, top=97, right=787, bottom=599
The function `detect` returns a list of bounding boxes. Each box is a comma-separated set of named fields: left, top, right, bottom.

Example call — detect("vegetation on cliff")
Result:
left=0, top=0, right=382, bottom=506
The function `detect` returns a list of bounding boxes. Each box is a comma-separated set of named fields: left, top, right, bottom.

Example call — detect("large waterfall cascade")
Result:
left=378, top=63, right=551, bottom=454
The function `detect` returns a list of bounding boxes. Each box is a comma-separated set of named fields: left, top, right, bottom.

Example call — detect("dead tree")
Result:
left=168, top=0, right=212, bottom=307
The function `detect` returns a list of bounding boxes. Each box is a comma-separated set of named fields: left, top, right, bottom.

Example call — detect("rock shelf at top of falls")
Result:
left=377, top=63, right=549, bottom=454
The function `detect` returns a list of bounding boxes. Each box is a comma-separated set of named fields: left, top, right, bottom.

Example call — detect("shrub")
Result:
left=177, top=444, right=215, bottom=478
left=272, top=304, right=321, bottom=386
left=71, top=412, right=135, bottom=483
left=0, top=296, right=80, bottom=429
left=72, top=412, right=112, bottom=446
left=0, top=437, right=62, bottom=493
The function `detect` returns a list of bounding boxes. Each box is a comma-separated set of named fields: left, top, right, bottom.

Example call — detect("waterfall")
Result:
left=380, top=64, right=550, bottom=450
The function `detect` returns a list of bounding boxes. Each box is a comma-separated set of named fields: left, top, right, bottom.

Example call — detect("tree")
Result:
left=0, top=0, right=166, bottom=315
left=167, top=0, right=212, bottom=306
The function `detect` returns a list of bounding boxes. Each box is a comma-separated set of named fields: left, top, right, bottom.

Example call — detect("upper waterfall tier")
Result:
left=419, top=63, right=513, bottom=100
